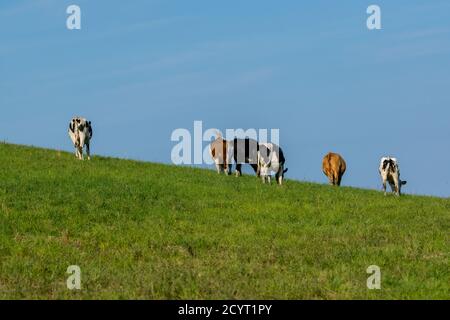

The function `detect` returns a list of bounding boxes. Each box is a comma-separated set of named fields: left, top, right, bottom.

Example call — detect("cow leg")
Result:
left=389, top=181, right=397, bottom=195
left=392, top=183, right=398, bottom=195
left=275, top=167, right=283, bottom=185
left=76, top=146, right=82, bottom=160
left=86, top=142, right=91, bottom=160
left=73, top=138, right=80, bottom=159
left=277, top=174, right=283, bottom=185
left=78, top=145, right=84, bottom=160
left=336, top=173, right=342, bottom=187
left=235, top=164, right=242, bottom=177
left=392, top=176, right=400, bottom=196
left=328, top=172, right=335, bottom=185
left=332, top=171, right=338, bottom=186
left=382, top=179, right=387, bottom=196
left=324, top=169, right=333, bottom=185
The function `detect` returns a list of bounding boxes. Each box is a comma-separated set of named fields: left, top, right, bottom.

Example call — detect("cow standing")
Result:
left=379, top=157, right=407, bottom=196
left=232, top=138, right=260, bottom=177
left=68, top=117, right=93, bottom=160
left=322, top=152, right=346, bottom=186
left=258, top=143, right=288, bottom=185
left=209, top=133, right=233, bottom=175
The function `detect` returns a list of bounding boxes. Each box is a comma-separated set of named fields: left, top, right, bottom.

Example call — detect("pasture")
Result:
left=0, top=143, right=448, bottom=299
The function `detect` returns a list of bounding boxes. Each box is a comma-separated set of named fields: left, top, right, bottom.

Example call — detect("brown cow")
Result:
left=209, top=132, right=233, bottom=175
left=322, top=152, right=346, bottom=186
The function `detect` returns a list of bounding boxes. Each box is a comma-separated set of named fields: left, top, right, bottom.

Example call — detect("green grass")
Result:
left=0, top=142, right=448, bottom=300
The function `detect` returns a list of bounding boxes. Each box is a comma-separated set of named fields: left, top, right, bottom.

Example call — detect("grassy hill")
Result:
left=0, top=142, right=448, bottom=299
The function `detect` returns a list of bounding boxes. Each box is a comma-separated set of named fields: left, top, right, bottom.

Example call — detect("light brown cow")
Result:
left=322, top=152, right=346, bottom=186
left=209, top=133, right=233, bottom=175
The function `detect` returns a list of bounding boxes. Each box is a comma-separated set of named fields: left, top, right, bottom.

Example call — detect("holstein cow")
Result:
left=257, top=143, right=288, bottom=185
left=209, top=132, right=233, bottom=175
left=232, top=138, right=260, bottom=177
left=379, top=157, right=407, bottom=196
left=322, top=152, right=347, bottom=186
left=68, top=117, right=93, bottom=160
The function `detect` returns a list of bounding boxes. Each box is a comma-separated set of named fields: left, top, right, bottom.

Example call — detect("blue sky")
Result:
left=1, top=0, right=449, bottom=197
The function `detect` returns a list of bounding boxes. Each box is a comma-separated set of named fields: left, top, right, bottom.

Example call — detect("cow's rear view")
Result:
left=322, top=152, right=346, bottom=186
left=68, top=117, right=93, bottom=160
left=209, top=132, right=233, bottom=175
left=379, top=157, right=407, bottom=196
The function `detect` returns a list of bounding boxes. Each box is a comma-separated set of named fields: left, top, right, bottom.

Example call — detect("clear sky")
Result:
left=1, top=0, right=449, bottom=197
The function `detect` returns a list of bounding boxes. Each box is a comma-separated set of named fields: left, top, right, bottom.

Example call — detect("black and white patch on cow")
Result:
left=69, top=117, right=93, bottom=160
left=379, top=156, right=407, bottom=196
left=257, top=143, right=288, bottom=185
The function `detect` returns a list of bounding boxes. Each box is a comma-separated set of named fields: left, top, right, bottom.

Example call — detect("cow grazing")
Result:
left=68, top=117, right=93, bottom=160
left=209, top=132, right=233, bottom=175
left=258, top=143, right=288, bottom=185
left=232, top=138, right=260, bottom=177
left=322, top=152, right=347, bottom=186
left=379, top=157, right=407, bottom=196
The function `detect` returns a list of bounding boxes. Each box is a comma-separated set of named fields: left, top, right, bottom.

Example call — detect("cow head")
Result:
left=398, top=180, right=407, bottom=195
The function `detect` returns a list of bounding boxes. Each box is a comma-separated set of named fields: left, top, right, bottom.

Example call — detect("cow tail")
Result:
left=88, top=122, right=93, bottom=138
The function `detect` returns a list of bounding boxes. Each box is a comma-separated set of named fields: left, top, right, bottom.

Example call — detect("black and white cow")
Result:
left=258, top=143, right=288, bottom=185
left=68, top=117, right=93, bottom=160
left=232, top=138, right=260, bottom=177
left=379, top=157, right=407, bottom=196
